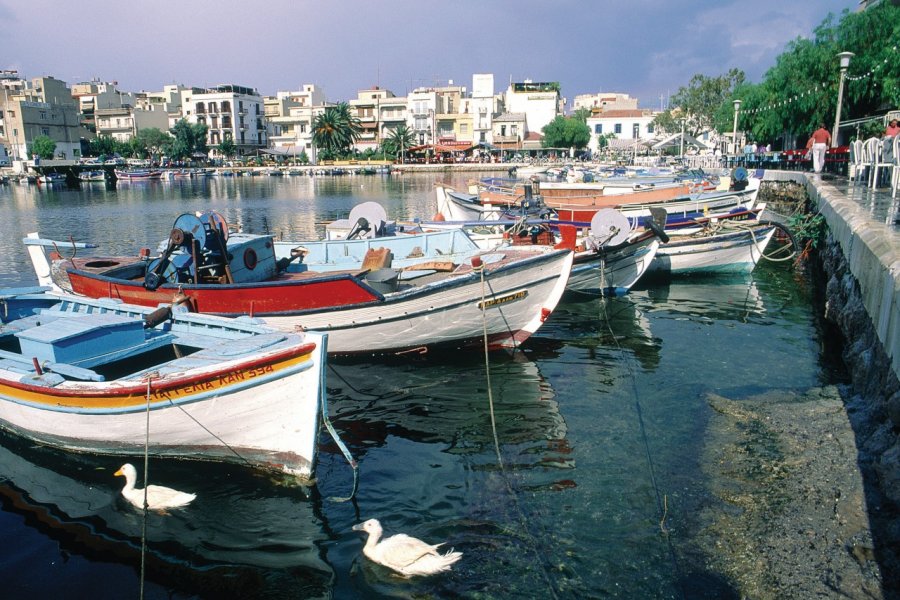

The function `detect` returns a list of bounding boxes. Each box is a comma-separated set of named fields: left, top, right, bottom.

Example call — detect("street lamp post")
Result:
left=732, top=99, right=742, bottom=156
left=679, top=118, right=686, bottom=161
left=832, top=51, right=854, bottom=146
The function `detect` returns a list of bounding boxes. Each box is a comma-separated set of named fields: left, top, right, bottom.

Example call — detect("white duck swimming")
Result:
left=352, top=518, right=462, bottom=577
left=114, top=463, right=196, bottom=510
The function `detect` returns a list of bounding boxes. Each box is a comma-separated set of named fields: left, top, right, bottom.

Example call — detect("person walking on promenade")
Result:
left=809, top=124, right=831, bottom=174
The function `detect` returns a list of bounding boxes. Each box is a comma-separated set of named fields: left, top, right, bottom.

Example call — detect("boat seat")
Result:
left=360, top=248, right=393, bottom=272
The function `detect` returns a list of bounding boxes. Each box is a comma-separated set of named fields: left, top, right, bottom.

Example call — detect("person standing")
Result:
left=886, top=119, right=900, bottom=138
left=809, top=124, right=832, bottom=174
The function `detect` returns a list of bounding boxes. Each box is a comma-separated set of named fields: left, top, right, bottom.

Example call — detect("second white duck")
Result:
left=114, top=463, right=196, bottom=511
left=353, top=518, right=462, bottom=577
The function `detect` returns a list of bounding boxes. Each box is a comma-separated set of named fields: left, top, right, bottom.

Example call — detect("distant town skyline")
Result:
left=1, top=0, right=860, bottom=107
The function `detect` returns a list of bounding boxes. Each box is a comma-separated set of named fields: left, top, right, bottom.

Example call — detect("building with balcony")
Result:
left=264, top=84, right=327, bottom=160
left=492, top=113, right=527, bottom=153
left=70, top=80, right=136, bottom=133
left=180, top=84, right=265, bottom=157
left=503, top=80, right=563, bottom=136
left=95, top=105, right=169, bottom=142
left=350, top=86, right=400, bottom=152
left=0, top=74, right=85, bottom=161
left=135, top=84, right=194, bottom=131
left=460, top=73, right=502, bottom=146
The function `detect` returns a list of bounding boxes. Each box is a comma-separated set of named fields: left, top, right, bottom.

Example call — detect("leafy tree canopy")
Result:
left=541, top=116, right=591, bottom=149
left=382, top=124, right=416, bottom=162
left=29, top=135, right=57, bottom=159
left=312, top=103, right=362, bottom=160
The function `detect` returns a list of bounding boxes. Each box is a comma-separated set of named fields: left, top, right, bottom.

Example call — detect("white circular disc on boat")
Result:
left=590, top=209, right=632, bottom=246
left=347, top=202, right=388, bottom=238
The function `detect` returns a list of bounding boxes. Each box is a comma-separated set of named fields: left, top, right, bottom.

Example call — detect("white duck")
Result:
left=114, top=463, right=196, bottom=510
left=352, top=518, right=462, bottom=577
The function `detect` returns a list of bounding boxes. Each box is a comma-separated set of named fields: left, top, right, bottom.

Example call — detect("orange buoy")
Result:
left=432, top=212, right=445, bottom=221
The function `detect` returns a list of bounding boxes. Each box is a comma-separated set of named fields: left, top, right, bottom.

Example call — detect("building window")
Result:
left=632, top=123, right=640, bottom=139
left=40, top=111, right=47, bottom=120
left=221, top=101, right=231, bottom=113
left=614, top=123, right=622, bottom=134
left=594, top=124, right=603, bottom=134
left=648, top=124, right=654, bottom=134
left=41, top=127, right=50, bottom=136
left=460, top=123, right=468, bottom=134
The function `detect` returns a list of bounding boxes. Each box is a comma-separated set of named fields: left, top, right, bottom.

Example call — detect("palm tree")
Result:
left=383, top=124, right=416, bottom=164
left=312, top=102, right=362, bottom=161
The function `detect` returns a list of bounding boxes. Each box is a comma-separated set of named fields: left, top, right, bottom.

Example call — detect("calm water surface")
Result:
left=0, top=173, right=833, bottom=598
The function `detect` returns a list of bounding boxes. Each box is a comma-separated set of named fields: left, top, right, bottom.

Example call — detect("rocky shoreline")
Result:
left=687, top=179, right=900, bottom=598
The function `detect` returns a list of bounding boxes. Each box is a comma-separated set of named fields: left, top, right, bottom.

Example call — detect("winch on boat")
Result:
left=143, top=211, right=280, bottom=290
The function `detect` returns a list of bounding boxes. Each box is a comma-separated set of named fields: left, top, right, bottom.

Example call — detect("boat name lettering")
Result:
left=150, top=365, right=275, bottom=400
left=478, top=289, right=528, bottom=309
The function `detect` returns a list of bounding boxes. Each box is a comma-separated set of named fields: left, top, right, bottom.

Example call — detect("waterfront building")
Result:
left=503, top=80, right=563, bottom=136
left=492, top=112, right=527, bottom=154
left=572, top=92, right=638, bottom=114
left=181, top=84, right=265, bottom=157
left=264, top=84, right=327, bottom=161
left=350, top=86, right=396, bottom=152
left=135, top=84, right=194, bottom=131
left=70, top=80, right=135, bottom=133
left=462, top=73, right=501, bottom=147
left=585, top=109, right=657, bottom=154
left=376, top=92, right=408, bottom=149
left=0, top=73, right=85, bottom=162
left=95, top=104, right=169, bottom=142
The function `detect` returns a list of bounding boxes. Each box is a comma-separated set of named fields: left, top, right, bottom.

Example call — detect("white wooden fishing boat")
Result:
left=646, top=218, right=796, bottom=276
left=0, top=288, right=327, bottom=479
left=25, top=211, right=573, bottom=356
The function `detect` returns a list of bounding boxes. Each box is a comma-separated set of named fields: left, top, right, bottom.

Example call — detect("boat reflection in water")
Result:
left=0, top=431, right=333, bottom=598
left=328, top=355, right=572, bottom=482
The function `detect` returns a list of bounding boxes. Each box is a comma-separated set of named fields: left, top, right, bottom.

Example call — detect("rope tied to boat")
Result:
left=139, top=371, right=159, bottom=600
left=319, top=335, right=359, bottom=503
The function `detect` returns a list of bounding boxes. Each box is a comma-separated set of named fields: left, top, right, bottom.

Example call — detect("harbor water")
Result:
left=0, top=173, right=850, bottom=598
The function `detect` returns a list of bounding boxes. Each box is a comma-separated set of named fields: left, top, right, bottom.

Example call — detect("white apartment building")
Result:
left=503, top=80, right=563, bottom=136
left=350, top=86, right=399, bottom=152
left=585, top=109, right=657, bottom=154
left=265, top=84, right=327, bottom=159
left=461, top=73, right=501, bottom=146
left=136, top=84, right=192, bottom=130
left=181, top=84, right=265, bottom=156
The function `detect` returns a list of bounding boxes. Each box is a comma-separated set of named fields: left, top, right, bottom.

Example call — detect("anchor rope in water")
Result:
left=477, top=263, right=560, bottom=600
left=139, top=373, right=157, bottom=600
left=318, top=335, right=358, bottom=503
left=597, top=296, right=685, bottom=598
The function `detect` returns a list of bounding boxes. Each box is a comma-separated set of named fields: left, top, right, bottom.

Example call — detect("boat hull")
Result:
left=568, top=235, right=660, bottom=295
left=0, top=294, right=326, bottom=479
left=647, top=225, right=777, bottom=276
left=264, top=248, right=574, bottom=355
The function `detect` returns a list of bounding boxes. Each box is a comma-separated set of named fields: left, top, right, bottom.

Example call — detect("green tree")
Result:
left=541, top=116, right=591, bottom=150
left=88, top=135, right=120, bottom=157
left=382, top=124, right=416, bottom=163
left=169, top=119, right=209, bottom=160
left=135, top=128, right=171, bottom=160
left=664, top=69, right=746, bottom=137
left=312, top=103, right=362, bottom=160
left=217, top=136, right=237, bottom=160
left=572, top=107, right=592, bottom=123
left=29, top=135, right=56, bottom=159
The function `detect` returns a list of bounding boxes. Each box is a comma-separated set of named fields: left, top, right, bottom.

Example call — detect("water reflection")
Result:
left=0, top=431, right=333, bottom=597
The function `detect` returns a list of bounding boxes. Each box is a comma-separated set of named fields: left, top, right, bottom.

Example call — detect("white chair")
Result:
left=869, top=136, right=893, bottom=188
left=849, top=139, right=867, bottom=183
left=891, top=135, right=900, bottom=198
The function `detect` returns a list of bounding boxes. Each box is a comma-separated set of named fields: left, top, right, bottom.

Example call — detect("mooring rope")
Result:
left=597, top=297, right=686, bottom=598
left=476, top=262, right=559, bottom=600
left=139, top=373, right=157, bottom=600
left=318, top=335, right=359, bottom=503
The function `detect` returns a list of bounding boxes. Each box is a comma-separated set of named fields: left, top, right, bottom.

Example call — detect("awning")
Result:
left=262, top=147, right=307, bottom=156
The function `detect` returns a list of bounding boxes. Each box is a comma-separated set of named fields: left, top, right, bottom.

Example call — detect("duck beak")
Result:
left=114, top=468, right=123, bottom=477
left=351, top=523, right=364, bottom=531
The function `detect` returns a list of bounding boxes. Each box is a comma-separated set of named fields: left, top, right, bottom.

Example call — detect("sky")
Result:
left=0, top=0, right=861, bottom=109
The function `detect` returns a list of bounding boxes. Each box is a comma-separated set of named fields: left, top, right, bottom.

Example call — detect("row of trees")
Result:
left=656, top=2, right=900, bottom=148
